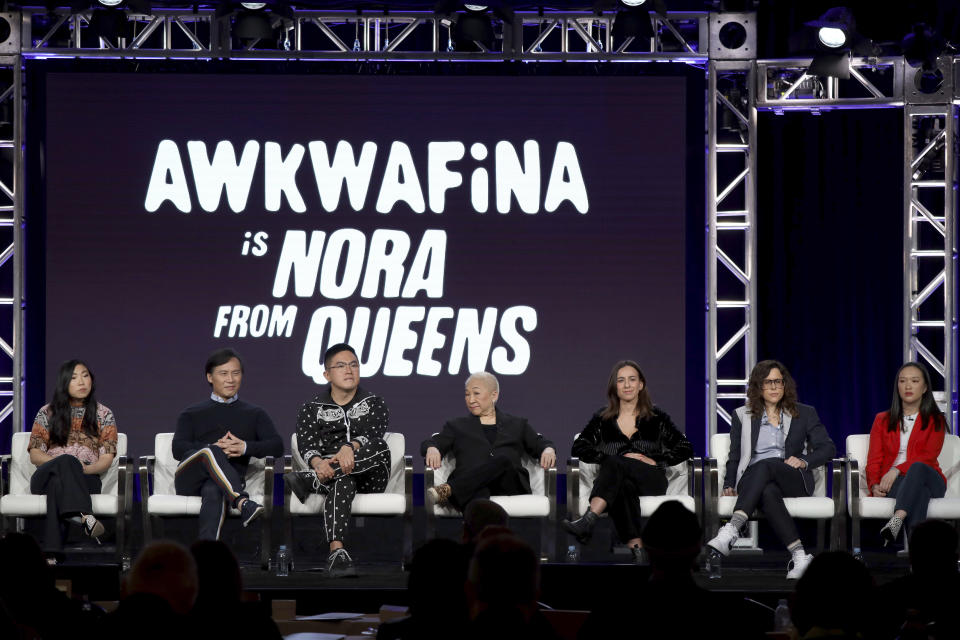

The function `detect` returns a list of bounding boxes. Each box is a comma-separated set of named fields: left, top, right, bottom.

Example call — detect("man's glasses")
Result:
left=328, top=361, right=360, bottom=370
left=762, top=378, right=785, bottom=389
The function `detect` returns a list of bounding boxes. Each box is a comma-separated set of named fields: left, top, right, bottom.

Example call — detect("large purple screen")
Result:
left=41, top=72, right=688, bottom=464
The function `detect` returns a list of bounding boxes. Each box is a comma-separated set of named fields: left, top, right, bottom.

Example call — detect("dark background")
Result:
left=29, top=67, right=697, bottom=464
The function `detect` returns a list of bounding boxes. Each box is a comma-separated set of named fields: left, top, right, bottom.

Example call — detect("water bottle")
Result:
left=773, top=598, right=792, bottom=632
left=853, top=546, right=865, bottom=565
left=705, top=549, right=722, bottom=579
left=275, top=545, right=290, bottom=577
left=565, top=545, right=580, bottom=563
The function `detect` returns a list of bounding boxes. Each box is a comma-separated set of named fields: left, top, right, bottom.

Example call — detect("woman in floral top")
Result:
left=27, top=359, right=117, bottom=554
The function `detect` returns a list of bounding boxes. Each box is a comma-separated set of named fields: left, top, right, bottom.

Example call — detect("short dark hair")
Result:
left=205, top=348, right=244, bottom=378
left=463, top=499, right=509, bottom=543
left=323, top=343, right=357, bottom=369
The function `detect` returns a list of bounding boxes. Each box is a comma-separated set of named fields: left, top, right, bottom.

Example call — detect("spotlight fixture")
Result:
left=235, top=9, right=273, bottom=40
left=454, top=4, right=494, bottom=50
left=805, top=7, right=855, bottom=49
left=620, top=0, right=646, bottom=6
left=97, top=0, right=123, bottom=6
left=240, top=2, right=265, bottom=9
left=88, top=7, right=133, bottom=40
left=902, top=23, right=944, bottom=69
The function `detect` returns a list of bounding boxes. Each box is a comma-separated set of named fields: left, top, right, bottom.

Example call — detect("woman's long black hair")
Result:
left=47, top=359, right=100, bottom=447
left=887, top=361, right=947, bottom=433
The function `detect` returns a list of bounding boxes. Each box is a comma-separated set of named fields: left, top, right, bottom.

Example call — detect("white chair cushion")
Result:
left=289, top=492, right=407, bottom=516
left=432, top=494, right=551, bottom=518
left=577, top=456, right=691, bottom=516
left=4, top=431, right=128, bottom=517
left=716, top=494, right=835, bottom=518
left=846, top=432, right=960, bottom=519
left=429, top=442, right=548, bottom=517
left=287, top=431, right=406, bottom=516
left=147, top=432, right=267, bottom=516
left=711, top=432, right=826, bottom=497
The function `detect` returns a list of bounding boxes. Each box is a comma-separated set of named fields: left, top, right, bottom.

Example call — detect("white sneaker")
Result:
left=706, top=521, right=740, bottom=557
left=786, top=551, right=813, bottom=579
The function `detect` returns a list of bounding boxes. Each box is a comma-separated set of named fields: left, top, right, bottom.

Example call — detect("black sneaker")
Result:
left=239, top=498, right=264, bottom=527
left=327, top=548, right=357, bottom=578
left=284, top=470, right=319, bottom=504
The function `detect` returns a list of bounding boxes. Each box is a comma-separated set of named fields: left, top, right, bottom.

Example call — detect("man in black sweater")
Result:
left=173, top=348, right=284, bottom=541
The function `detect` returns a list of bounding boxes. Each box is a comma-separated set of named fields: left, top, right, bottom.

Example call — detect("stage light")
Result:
left=88, top=7, right=134, bottom=40
left=620, top=0, right=647, bottom=6
left=818, top=27, right=846, bottom=48
left=235, top=9, right=273, bottom=40
left=97, top=0, right=123, bottom=6
left=808, top=51, right=850, bottom=79
left=240, top=2, right=265, bottom=9
left=805, top=7, right=856, bottom=50
left=454, top=5, right=494, bottom=50
left=463, top=4, right=487, bottom=10
left=902, top=23, right=944, bottom=69
left=613, top=7, right=653, bottom=43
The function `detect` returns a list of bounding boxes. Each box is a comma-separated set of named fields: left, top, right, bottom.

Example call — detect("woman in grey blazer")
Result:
left=706, top=359, right=836, bottom=579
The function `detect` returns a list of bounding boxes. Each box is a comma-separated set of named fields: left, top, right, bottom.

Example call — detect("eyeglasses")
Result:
left=328, top=361, right=360, bottom=371
left=762, top=378, right=785, bottom=389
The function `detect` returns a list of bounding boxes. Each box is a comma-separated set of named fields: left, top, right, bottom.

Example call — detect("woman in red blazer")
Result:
left=866, top=361, right=948, bottom=546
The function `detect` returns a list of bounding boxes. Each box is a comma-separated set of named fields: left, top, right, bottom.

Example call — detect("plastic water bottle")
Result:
left=275, top=545, right=290, bottom=577
left=565, top=545, right=580, bottom=563
left=705, top=549, right=722, bottom=580
left=853, top=546, right=865, bottom=565
left=773, top=598, right=792, bottom=632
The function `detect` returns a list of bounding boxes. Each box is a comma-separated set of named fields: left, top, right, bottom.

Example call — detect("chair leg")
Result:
left=816, top=520, right=825, bottom=552
left=852, top=516, right=861, bottom=553
left=402, top=511, right=413, bottom=569
left=261, top=513, right=271, bottom=571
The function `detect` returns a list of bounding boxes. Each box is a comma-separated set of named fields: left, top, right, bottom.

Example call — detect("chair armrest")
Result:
left=403, top=455, right=413, bottom=516
left=264, top=456, right=275, bottom=514
left=689, top=457, right=703, bottom=523
left=544, top=464, right=557, bottom=519
left=705, top=457, right=718, bottom=535
left=282, top=455, right=293, bottom=516
left=847, top=457, right=861, bottom=519
left=0, top=453, right=11, bottom=497
left=117, top=455, right=130, bottom=512
left=138, top=456, right=155, bottom=505
left=830, top=458, right=844, bottom=511
left=566, top=457, right=580, bottom=518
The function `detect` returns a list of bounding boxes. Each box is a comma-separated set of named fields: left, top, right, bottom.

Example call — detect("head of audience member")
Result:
left=791, top=552, right=873, bottom=637
left=190, top=540, right=242, bottom=609
left=462, top=499, right=509, bottom=544
left=601, top=360, right=653, bottom=421
left=205, top=348, right=243, bottom=400
left=407, top=538, right=470, bottom=623
left=50, top=359, right=100, bottom=445
left=465, top=372, right=499, bottom=420
left=908, top=519, right=959, bottom=577
left=746, top=359, right=799, bottom=418
left=466, top=532, right=540, bottom=621
left=0, top=532, right=51, bottom=604
left=126, top=541, right=199, bottom=615
left=642, top=500, right=702, bottom=576
left=323, top=343, right=360, bottom=395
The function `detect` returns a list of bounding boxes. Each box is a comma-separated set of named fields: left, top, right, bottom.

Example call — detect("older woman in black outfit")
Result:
left=563, top=360, right=693, bottom=563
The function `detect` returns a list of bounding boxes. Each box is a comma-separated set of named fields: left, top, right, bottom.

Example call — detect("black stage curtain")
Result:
left=756, top=108, right=905, bottom=449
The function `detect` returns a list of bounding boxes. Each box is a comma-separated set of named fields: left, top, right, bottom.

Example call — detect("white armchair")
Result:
left=706, top=433, right=844, bottom=550
left=846, top=433, right=960, bottom=551
left=138, top=432, right=275, bottom=569
left=566, top=446, right=703, bottom=542
left=0, top=431, right=133, bottom=564
left=424, top=440, right=556, bottom=561
left=282, top=432, right=412, bottom=567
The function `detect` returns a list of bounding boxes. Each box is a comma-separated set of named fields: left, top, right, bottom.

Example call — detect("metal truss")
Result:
left=904, top=102, right=957, bottom=426
left=706, top=59, right=757, bottom=441
left=18, top=8, right=709, bottom=62
left=0, top=54, right=21, bottom=441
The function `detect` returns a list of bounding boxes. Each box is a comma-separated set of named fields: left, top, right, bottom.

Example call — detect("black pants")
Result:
left=590, top=455, right=667, bottom=542
left=733, top=458, right=809, bottom=546
left=888, top=462, right=947, bottom=530
left=175, top=447, right=248, bottom=540
left=448, top=454, right=529, bottom=511
left=309, top=439, right=391, bottom=543
left=30, top=454, right=102, bottom=552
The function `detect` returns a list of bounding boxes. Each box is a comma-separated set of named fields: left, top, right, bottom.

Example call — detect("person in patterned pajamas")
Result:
left=284, top=343, right=391, bottom=577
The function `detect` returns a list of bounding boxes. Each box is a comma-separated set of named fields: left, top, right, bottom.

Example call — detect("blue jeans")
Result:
left=888, top=462, right=946, bottom=529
